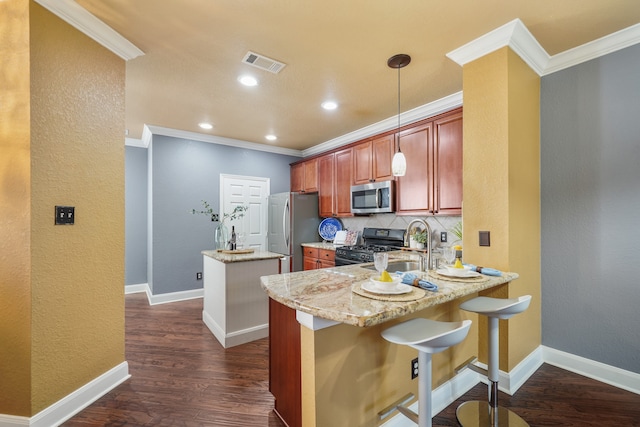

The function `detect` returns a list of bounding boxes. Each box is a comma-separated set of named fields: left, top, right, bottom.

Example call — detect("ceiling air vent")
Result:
left=242, top=51, right=286, bottom=74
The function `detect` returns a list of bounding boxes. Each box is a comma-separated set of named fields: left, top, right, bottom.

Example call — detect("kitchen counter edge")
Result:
left=260, top=260, right=519, bottom=327
left=202, top=249, right=283, bottom=263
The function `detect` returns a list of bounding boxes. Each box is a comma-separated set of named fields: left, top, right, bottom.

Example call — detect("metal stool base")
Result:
left=456, top=401, right=529, bottom=427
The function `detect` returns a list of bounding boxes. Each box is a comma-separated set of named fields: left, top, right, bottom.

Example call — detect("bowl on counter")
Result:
left=370, top=274, right=403, bottom=291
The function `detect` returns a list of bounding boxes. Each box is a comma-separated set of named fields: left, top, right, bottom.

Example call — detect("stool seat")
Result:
left=381, top=318, right=472, bottom=353
left=459, top=295, right=531, bottom=319
left=381, top=318, right=471, bottom=427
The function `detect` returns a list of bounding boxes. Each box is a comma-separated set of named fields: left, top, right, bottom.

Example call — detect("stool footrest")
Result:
left=377, top=393, right=414, bottom=420
left=396, top=404, right=419, bottom=425
left=455, top=356, right=488, bottom=377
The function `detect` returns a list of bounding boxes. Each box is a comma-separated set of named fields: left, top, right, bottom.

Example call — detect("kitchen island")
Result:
left=202, top=249, right=282, bottom=348
left=260, top=254, right=519, bottom=427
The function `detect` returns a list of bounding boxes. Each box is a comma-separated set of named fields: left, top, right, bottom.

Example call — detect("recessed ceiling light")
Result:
left=265, top=135, right=277, bottom=141
left=238, top=75, right=258, bottom=87
left=199, top=122, right=213, bottom=130
left=321, top=101, right=338, bottom=110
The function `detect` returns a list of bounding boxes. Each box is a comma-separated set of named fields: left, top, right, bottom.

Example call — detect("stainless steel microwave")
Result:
left=350, top=181, right=395, bottom=214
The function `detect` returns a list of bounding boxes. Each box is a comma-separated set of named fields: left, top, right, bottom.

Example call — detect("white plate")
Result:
left=362, top=281, right=413, bottom=295
left=436, top=268, right=481, bottom=278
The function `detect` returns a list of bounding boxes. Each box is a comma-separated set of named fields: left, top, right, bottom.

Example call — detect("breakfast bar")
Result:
left=260, top=255, right=519, bottom=427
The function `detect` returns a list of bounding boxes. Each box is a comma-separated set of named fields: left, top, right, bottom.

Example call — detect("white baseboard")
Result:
left=124, top=283, right=203, bottom=305
left=202, top=310, right=268, bottom=348
left=0, top=362, right=130, bottom=427
left=542, top=346, right=640, bottom=395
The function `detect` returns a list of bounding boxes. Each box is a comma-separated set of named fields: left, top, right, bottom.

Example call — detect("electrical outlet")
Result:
left=196, top=272, right=203, bottom=280
left=479, top=231, right=490, bottom=246
left=440, top=231, right=447, bottom=243
left=411, top=357, right=419, bottom=379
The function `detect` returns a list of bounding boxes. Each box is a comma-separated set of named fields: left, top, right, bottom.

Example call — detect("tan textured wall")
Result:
left=0, top=0, right=33, bottom=416
left=304, top=302, right=475, bottom=426
left=462, top=47, right=541, bottom=370
left=28, top=2, right=124, bottom=414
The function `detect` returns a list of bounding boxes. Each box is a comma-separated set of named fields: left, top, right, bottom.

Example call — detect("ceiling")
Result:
left=72, top=0, right=640, bottom=151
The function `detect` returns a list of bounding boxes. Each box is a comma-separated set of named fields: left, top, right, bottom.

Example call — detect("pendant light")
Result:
left=388, top=54, right=411, bottom=177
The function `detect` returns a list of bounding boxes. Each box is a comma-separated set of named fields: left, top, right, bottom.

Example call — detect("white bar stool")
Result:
left=381, top=318, right=472, bottom=427
left=456, top=295, right=532, bottom=427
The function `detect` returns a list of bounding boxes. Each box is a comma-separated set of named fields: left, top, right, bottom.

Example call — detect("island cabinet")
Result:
left=291, top=158, right=318, bottom=193
left=302, top=247, right=335, bottom=270
left=396, top=108, right=462, bottom=215
left=352, top=134, right=395, bottom=185
left=269, top=298, right=302, bottom=427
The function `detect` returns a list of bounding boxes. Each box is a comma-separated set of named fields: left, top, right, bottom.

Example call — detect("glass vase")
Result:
left=214, top=223, right=229, bottom=250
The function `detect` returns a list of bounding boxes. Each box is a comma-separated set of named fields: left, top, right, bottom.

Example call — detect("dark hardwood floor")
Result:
left=64, top=293, right=640, bottom=426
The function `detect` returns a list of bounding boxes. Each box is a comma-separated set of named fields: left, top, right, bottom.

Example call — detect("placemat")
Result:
left=352, top=282, right=426, bottom=302
left=428, top=271, right=489, bottom=283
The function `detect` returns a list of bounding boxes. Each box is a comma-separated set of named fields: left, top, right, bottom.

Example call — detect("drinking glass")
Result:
left=443, top=246, right=456, bottom=266
left=374, top=252, right=389, bottom=275
left=237, top=232, right=246, bottom=249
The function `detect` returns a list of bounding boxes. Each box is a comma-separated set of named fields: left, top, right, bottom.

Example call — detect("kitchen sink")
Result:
left=363, top=261, right=420, bottom=272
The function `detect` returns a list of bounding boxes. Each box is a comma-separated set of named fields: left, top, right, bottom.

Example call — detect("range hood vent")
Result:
left=242, top=51, right=286, bottom=74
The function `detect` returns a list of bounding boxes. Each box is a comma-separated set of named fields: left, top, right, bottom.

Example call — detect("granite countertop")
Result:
left=260, top=254, right=519, bottom=327
left=202, top=249, right=283, bottom=263
left=300, top=241, right=338, bottom=250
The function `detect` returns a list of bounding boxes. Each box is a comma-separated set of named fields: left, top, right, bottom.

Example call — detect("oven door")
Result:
left=334, top=256, right=364, bottom=267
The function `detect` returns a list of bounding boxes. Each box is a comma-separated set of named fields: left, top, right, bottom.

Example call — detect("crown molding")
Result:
left=34, top=0, right=144, bottom=60
left=446, top=19, right=548, bottom=75
left=142, top=125, right=303, bottom=157
left=544, top=23, right=640, bottom=75
left=447, top=19, right=640, bottom=77
left=302, top=91, right=463, bottom=158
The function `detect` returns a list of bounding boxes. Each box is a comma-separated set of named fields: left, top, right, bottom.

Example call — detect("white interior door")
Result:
left=220, top=174, right=270, bottom=250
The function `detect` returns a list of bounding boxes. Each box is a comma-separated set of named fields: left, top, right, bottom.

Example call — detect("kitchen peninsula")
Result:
left=261, top=255, right=519, bottom=427
left=202, top=249, right=282, bottom=348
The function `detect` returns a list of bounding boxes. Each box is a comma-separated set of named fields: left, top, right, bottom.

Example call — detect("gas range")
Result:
left=334, top=227, right=406, bottom=266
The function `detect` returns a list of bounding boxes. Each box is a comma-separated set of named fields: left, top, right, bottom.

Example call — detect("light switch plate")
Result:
left=55, top=206, right=75, bottom=225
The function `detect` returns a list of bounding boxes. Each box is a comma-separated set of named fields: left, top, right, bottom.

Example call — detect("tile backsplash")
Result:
left=337, top=214, right=462, bottom=250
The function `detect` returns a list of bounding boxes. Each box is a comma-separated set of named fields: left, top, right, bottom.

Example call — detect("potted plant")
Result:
left=412, top=229, right=428, bottom=249
left=192, top=200, right=248, bottom=249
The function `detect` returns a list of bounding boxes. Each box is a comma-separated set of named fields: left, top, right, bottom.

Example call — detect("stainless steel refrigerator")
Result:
left=268, top=192, right=321, bottom=273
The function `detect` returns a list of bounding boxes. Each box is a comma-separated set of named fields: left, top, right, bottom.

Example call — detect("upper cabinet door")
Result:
left=352, top=135, right=394, bottom=185
left=433, top=110, right=463, bottom=214
left=290, top=163, right=304, bottom=192
left=290, top=158, right=318, bottom=193
left=334, top=148, right=353, bottom=217
left=396, top=122, right=433, bottom=215
left=352, top=141, right=373, bottom=185
left=318, top=153, right=335, bottom=218
left=372, top=134, right=394, bottom=182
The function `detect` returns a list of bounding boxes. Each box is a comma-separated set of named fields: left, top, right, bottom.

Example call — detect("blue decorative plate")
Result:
left=318, top=218, right=343, bottom=241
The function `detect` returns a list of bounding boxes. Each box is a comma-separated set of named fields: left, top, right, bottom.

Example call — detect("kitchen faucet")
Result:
left=405, top=219, right=433, bottom=271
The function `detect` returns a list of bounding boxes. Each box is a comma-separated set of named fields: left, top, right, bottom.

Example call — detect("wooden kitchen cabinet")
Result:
left=302, top=247, right=335, bottom=270
left=352, top=134, right=394, bottom=184
left=290, top=158, right=318, bottom=193
left=333, top=148, right=353, bottom=217
left=318, top=153, right=335, bottom=218
left=396, top=107, right=463, bottom=215
left=433, top=109, right=463, bottom=214
left=269, top=298, right=301, bottom=427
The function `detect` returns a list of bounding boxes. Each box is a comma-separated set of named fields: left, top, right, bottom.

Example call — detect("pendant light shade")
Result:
left=388, top=54, right=411, bottom=177
left=392, top=151, right=407, bottom=176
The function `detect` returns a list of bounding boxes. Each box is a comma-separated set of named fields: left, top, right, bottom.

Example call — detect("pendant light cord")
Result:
left=397, top=64, right=402, bottom=153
